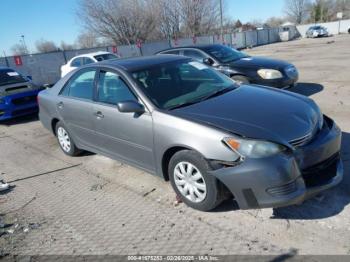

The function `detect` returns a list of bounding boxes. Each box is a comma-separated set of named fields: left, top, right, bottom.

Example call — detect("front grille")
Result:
left=266, top=181, right=297, bottom=196
left=12, top=107, right=38, bottom=116
left=302, top=153, right=339, bottom=187
left=289, top=132, right=314, bottom=147
left=11, top=95, right=37, bottom=105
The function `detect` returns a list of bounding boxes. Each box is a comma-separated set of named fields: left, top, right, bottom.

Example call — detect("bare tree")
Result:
left=78, top=0, right=157, bottom=45
left=76, top=32, right=101, bottom=48
left=265, top=17, right=287, bottom=27
left=154, top=0, right=181, bottom=39
left=179, top=0, right=220, bottom=36
left=11, top=43, right=28, bottom=55
left=284, top=0, right=311, bottom=24
left=60, top=41, right=76, bottom=51
left=324, top=0, right=350, bottom=20
left=35, top=39, right=58, bottom=53
left=309, top=0, right=335, bottom=22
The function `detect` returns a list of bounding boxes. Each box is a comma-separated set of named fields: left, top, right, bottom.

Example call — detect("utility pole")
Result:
left=219, top=0, right=223, bottom=43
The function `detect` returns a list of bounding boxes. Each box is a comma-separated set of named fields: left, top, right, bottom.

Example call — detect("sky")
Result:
left=0, top=0, right=285, bottom=55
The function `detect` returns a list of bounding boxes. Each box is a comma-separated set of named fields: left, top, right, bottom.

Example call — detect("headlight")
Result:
left=257, top=69, right=283, bottom=79
left=223, top=137, right=286, bottom=158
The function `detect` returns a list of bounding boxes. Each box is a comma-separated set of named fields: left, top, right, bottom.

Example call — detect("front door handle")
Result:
left=94, top=111, right=104, bottom=119
left=57, top=102, right=64, bottom=109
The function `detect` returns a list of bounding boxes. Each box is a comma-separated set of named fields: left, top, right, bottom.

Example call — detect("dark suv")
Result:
left=156, top=44, right=298, bottom=89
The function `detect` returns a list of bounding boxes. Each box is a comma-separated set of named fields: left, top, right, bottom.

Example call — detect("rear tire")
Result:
left=168, top=150, right=223, bottom=211
left=231, top=75, right=250, bottom=85
left=55, top=121, right=81, bottom=156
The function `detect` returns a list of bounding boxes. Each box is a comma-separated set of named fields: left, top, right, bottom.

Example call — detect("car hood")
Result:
left=0, top=81, right=41, bottom=97
left=169, top=85, right=320, bottom=147
left=229, top=56, right=291, bottom=70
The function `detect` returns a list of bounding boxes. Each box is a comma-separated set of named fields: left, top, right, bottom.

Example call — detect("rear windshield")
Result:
left=94, top=54, right=118, bottom=62
left=0, top=69, right=27, bottom=86
left=202, top=45, right=249, bottom=63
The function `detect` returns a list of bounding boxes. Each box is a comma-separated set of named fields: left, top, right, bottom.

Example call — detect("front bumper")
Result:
left=252, top=75, right=298, bottom=89
left=0, top=90, right=41, bottom=121
left=210, top=116, right=343, bottom=209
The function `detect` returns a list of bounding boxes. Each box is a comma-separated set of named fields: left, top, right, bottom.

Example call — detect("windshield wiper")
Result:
left=199, top=86, right=236, bottom=101
left=167, top=87, right=235, bottom=110
left=167, top=100, right=202, bottom=110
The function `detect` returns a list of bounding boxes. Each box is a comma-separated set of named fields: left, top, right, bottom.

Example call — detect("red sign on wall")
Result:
left=136, top=39, right=142, bottom=49
left=112, top=46, right=118, bottom=54
left=14, top=56, right=23, bottom=66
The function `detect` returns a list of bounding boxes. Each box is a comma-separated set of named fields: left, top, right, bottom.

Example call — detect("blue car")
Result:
left=0, top=67, right=44, bottom=121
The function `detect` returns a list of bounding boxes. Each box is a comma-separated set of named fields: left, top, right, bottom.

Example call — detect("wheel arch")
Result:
left=161, top=146, right=192, bottom=181
left=161, top=145, right=234, bottom=202
left=51, top=118, right=60, bottom=136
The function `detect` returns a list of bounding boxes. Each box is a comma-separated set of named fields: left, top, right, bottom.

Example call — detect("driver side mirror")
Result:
left=117, top=100, right=145, bottom=114
left=203, top=57, right=215, bottom=66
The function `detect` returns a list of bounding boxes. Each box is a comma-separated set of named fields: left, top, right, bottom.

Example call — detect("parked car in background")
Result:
left=306, top=26, right=329, bottom=38
left=0, top=67, right=44, bottom=120
left=39, top=55, right=342, bottom=211
left=156, top=44, right=298, bottom=88
left=60, top=51, right=119, bottom=78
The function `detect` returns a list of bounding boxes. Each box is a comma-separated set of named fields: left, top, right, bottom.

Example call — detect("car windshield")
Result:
left=131, top=60, right=237, bottom=110
left=202, top=45, right=249, bottom=63
left=94, top=53, right=118, bottom=62
left=0, top=69, right=27, bottom=86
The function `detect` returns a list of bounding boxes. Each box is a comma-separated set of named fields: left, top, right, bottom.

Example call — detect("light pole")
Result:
left=219, top=0, right=223, bottom=43
left=20, top=35, right=28, bottom=54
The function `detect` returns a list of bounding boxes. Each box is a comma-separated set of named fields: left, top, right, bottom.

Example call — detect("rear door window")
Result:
left=83, top=57, right=95, bottom=65
left=61, top=69, right=96, bottom=100
left=161, top=50, right=180, bottom=55
left=70, top=58, right=82, bottom=67
left=183, top=50, right=206, bottom=62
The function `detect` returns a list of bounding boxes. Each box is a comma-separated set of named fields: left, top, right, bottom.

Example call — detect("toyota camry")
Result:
left=38, top=55, right=342, bottom=211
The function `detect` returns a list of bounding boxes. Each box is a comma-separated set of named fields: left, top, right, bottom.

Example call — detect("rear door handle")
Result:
left=57, top=102, right=64, bottom=109
left=94, top=111, right=104, bottom=119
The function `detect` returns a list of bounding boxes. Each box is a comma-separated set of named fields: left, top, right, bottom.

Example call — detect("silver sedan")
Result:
left=38, top=55, right=342, bottom=211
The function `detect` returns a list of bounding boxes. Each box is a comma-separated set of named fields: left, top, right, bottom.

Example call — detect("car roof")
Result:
left=157, top=44, right=224, bottom=54
left=71, top=51, right=114, bottom=60
left=100, top=54, right=190, bottom=71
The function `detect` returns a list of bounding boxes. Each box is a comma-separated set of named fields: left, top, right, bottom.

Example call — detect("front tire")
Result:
left=168, top=150, right=223, bottom=211
left=55, top=121, right=81, bottom=156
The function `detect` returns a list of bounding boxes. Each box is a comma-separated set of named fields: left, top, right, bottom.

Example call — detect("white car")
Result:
left=60, top=51, right=119, bottom=78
